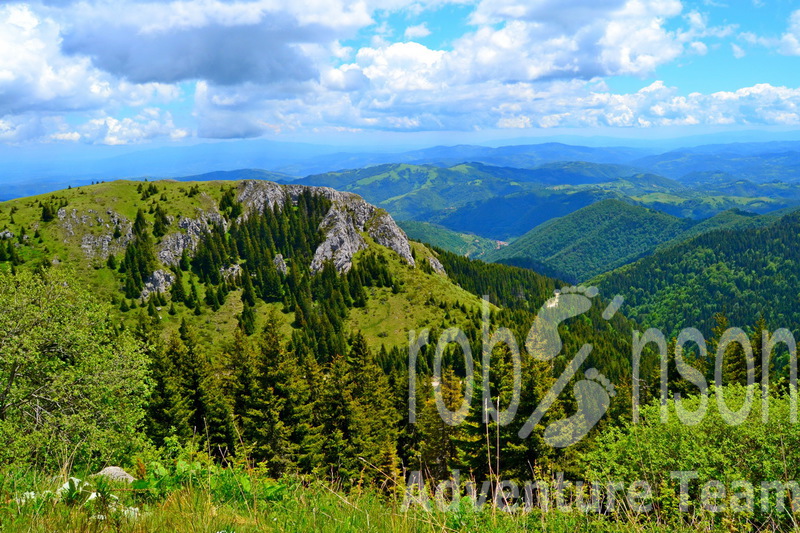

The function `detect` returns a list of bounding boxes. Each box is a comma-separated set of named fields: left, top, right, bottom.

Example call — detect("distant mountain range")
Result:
left=295, top=161, right=800, bottom=239
left=9, top=138, right=800, bottom=200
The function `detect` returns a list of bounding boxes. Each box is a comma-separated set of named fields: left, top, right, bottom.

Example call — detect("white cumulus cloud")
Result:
left=404, top=23, right=431, bottom=39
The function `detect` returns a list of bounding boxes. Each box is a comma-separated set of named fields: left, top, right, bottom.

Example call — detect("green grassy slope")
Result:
left=484, top=199, right=693, bottom=282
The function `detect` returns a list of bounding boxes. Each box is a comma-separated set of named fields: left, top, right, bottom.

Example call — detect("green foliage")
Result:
left=152, top=204, right=170, bottom=238
left=40, top=203, right=55, bottom=222
left=0, top=269, right=149, bottom=469
left=585, top=387, right=800, bottom=530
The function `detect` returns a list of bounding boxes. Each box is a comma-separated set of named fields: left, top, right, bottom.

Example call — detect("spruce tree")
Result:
left=152, top=204, right=169, bottom=238
left=171, top=267, right=186, bottom=302
left=238, top=302, right=256, bottom=336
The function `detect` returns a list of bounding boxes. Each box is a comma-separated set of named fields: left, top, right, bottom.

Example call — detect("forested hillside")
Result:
left=594, top=209, right=800, bottom=336
left=485, top=199, right=693, bottom=282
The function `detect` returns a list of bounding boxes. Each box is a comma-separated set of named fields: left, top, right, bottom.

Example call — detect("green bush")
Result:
left=584, top=385, right=800, bottom=529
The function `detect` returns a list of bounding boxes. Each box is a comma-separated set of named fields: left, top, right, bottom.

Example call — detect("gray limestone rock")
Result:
left=93, top=466, right=136, bottom=484
left=157, top=210, right=226, bottom=266
left=273, top=254, right=288, bottom=275
left=237, top=180, right=415, bottom=273
left=141, top=269, right=175, bottom=299
left=427, top=255, right=447, bottom=275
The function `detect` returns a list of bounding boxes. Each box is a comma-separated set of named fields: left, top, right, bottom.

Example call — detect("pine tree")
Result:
left=229, top=329, right=258, bottom=451
left=306, top=334, right=399, bottom=486
left=171, top=267, right=186, bottom=302
left=179, top=249, right=190, bottom=271
left=712, top=312, right=751, bottom=386
left=238, top=302, right=256, bottom=336
left=41, top=203, right=55, bottom=222
left=147, top=298, right=158, bottom=318
left=153, top=205, right=170, bottom=238
left=348, top=333, right=400, bottom=486
left=247, top=311, right=305, bottom=474
left=241, top=269, right=256, bottom=307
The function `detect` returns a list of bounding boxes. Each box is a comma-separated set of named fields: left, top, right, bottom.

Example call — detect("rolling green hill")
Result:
left=296, top=162, right=545, bottom=222
left=485, top=199, right=694, bottom=282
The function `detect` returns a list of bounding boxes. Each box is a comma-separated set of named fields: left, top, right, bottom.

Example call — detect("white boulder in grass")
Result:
left=93, top=466, right=136, bottom=483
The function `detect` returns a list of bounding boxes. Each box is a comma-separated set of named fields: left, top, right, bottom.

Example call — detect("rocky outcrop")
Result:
left=238, top=180, right=415, bottom=273
left=366, top=209, right=415, bottom=266
left=220, top=264, right=242, bottom=280
left=141, top=269, right=175, bottom=299
left=81, top=233, right=114, bottom=258
left=310, top=206, right=369, bottom=272
left=57, top=208, right=131, bottom=260
left=0, top=230, right=14, bottom=240
left=273, top=254, right=288, bottom=275
left=58, top=208, right=95, bottom=237
left=428, top=255, right=447, bottom=275
left=157, top=210, right=226, bottom=266
left=238, top=180, right=287, bottom=214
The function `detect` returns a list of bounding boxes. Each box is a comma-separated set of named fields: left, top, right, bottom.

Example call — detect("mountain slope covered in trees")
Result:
left=594, top=209, right=800, bottom=336
left=484, top=201, right=784, bottom=282
left=485, top=199, right=694, bottom=282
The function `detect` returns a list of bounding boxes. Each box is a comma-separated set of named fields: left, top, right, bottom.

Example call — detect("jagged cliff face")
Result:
left=158, top=208, right=226, bottom=266
left=237, top=180, right=416, bottom=273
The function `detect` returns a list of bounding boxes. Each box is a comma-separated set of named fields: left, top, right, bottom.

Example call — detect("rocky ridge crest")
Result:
left=238, top=180, right=416, bottom=273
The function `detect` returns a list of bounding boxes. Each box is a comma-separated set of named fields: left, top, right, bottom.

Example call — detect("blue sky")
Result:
left=1, top=0, right=799, bottom=148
